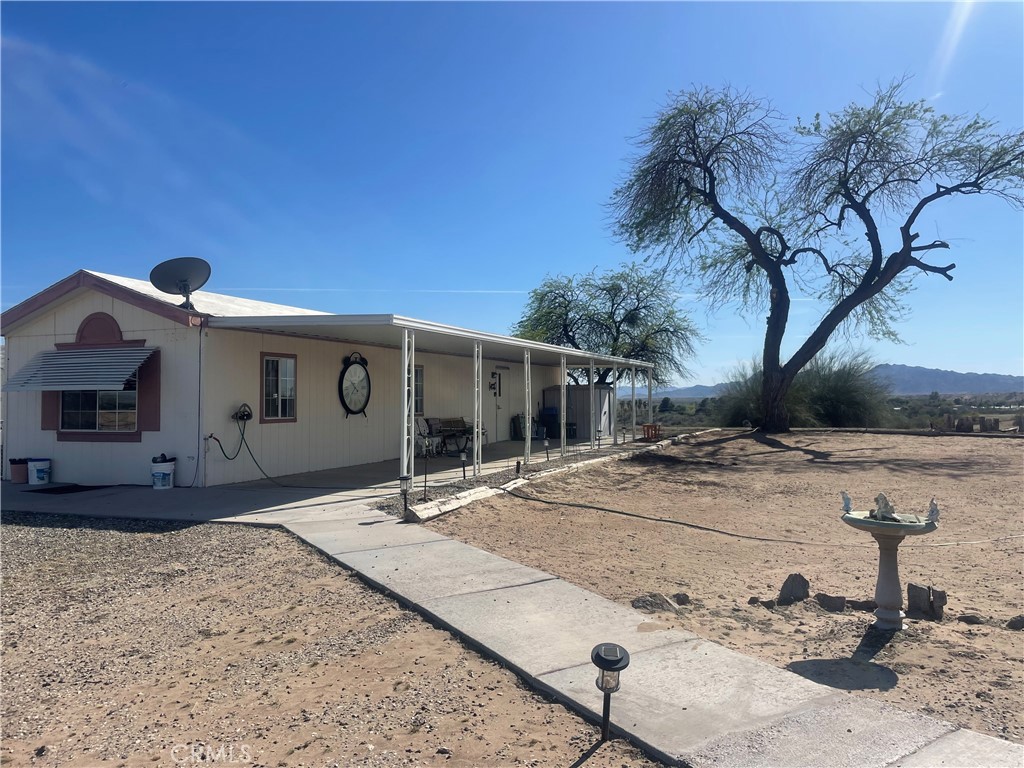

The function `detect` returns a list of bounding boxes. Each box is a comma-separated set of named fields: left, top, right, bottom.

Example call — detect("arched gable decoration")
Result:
left=75, top=312, right=124, bottom=345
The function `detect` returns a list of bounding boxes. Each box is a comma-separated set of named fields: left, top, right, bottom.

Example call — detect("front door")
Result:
left=491, top=368, right=508, bottom=441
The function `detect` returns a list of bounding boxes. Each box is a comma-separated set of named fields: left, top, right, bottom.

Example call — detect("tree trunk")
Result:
left=761, top=367, right=790, bottom=432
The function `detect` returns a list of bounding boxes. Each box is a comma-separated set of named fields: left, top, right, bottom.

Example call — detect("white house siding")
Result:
left=2, top=291, right=202, bottom=485
left=200, top=330, right=561, bottom=485
left=201, top=329, right=404, bottom=486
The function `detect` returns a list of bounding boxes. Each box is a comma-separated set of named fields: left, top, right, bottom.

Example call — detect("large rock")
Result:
left=1006, top=615, right=1024, bottom=631
left=778, top=573, right=810, bottom=606
left=906, top=583, right=932, bottom=618
left=907, top=583, right=948, bottom=620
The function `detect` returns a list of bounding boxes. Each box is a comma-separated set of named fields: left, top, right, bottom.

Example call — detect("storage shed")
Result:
left=541, top=385, right=614, bottom=442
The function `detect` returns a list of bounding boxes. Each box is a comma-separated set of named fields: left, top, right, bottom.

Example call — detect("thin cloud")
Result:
left=1, top=36, right=311, bottom=261
left=220, top=287, right=529, bottom=295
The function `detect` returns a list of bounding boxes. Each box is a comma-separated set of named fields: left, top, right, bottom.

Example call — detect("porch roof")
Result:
left=207, top=314, right=653, bottom=371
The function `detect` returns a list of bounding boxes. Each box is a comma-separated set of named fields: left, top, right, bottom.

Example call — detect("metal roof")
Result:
left=2, top=270, right=653, bottom=371
left=3, top=347, right=157, bottom=391
left=84, top=271, right=331, bottom=317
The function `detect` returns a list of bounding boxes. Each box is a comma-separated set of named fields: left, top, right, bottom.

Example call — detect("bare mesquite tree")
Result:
left=513, top=263, right=701, bottom=386
left=612, top=81, right=1024, bottom=431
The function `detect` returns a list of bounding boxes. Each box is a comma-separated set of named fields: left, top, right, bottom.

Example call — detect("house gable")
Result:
left=1, top=271, right=197, bottom=336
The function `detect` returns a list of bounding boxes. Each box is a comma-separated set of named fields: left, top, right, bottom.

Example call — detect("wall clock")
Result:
left=339, top=353, right=371, bottom=417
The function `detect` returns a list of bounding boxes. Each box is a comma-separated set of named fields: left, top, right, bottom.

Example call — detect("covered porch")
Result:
left=208, top=313, right=656, bottom=487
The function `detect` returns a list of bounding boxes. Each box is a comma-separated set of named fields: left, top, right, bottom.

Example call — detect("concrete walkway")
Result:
left=282, top=507, right=1022, bottom=768
left=3, top=484, right=1021, bottom=767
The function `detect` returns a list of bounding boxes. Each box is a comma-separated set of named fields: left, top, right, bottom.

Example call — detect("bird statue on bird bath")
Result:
left=840, top=492, right=939, bottom=630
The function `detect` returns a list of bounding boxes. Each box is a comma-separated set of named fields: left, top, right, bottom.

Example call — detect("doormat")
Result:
left=25, top=485, right=111, bottom=495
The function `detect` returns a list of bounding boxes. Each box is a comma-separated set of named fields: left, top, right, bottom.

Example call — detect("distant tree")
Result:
left=612, top=80, right=1024, bottom=431
left=659, top=396, right=673, bottom=412
left=513, top=263, right=702, bottom=386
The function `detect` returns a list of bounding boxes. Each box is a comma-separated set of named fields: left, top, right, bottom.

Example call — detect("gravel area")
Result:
left=1, top=511, right=662, bottom=768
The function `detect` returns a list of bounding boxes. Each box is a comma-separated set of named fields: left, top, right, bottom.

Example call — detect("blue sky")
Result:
left=2, top=1, right=1022, bottom=385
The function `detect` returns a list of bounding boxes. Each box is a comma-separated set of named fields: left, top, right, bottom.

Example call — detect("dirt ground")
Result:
left=431, top=432, right=1024, bottom=744
left=0, top=513, right=660, bottom=768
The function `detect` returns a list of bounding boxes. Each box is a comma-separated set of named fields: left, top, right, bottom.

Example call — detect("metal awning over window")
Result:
left=3, top=347, right=157, bottom=392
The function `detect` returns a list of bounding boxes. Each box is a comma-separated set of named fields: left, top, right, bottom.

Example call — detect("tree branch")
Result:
left=908, top=258, right=956, bottom=280
left=688, top=216, right=715, bottom=243
left=909, top=240, right=950, bottom=253
left=839, top=182, right=885, bottom=281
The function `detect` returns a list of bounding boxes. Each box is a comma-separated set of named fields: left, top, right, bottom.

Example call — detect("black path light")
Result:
left=460, top=449, right=467, bottom=480
left=399, top=474, right=411, bottom=520
left=543, top=437, right=550, bottom=461
left=591, top=642, right=630, bottom=741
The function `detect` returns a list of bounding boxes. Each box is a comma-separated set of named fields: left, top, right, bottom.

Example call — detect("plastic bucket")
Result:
left=151, top=461, right=175, bottom=490
left=9, top=459, right=29, bottom=484
left=27, top=459, right=51, bottom=485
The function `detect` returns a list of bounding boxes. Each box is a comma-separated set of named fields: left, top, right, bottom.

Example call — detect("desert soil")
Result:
left=0, top=513, right=660, bottom=768
left=430, top=431, right=1024, bottom=744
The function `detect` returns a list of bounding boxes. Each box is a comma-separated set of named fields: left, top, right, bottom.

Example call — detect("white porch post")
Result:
left=523, top=349, right=532, bottom=465
left=612, top=364, right=618, bottom=445
left=631, top=367, right=636, bottom=442
left=589, top=359, right=596, bottom=450
left=647, top=367, right=654, bottom=425
left=473, top=341, right=483, bottom=475
left=560, top=354, right=567, bottom=458
left=401, top=329, right=415, bottom=484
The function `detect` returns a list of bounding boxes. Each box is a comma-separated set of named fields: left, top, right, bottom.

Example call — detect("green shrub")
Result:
left=718, top=351, right=890, bottom=428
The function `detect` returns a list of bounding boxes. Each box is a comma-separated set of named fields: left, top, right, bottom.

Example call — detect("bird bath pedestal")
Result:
left=842, top=511, right=938, bottom=630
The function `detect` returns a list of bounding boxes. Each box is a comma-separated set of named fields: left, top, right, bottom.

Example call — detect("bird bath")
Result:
left=841, top=494, right=938, bottom=631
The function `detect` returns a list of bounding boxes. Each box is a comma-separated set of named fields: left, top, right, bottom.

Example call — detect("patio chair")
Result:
left=415, top=417, right=443, bottom=457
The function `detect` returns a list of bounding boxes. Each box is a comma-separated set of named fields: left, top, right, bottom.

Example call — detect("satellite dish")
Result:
left=149, top=257, right=211, bottom=311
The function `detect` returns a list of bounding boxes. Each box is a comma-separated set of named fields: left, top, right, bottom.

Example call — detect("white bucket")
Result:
left=27, top=459, right=51, bottom=485
left=151, top=461, right=175, bottom=490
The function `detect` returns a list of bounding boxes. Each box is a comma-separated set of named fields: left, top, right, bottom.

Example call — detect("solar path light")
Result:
left=543, top=437, right=550, bottom=461
left=591, top=642, right=629, bottom=741
left=460, top=449, right=467, bottom=480
left=399, top=474, right=411, bottom=520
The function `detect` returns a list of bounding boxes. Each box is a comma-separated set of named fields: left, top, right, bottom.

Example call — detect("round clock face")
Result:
left=339, top=361, right=371, bottom=415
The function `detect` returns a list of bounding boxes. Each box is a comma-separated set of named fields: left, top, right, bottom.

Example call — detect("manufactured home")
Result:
left=1, top=270, right=655, bottom=487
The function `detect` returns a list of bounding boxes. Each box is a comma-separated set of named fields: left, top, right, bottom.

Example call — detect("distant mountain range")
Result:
left=868, top=364, right=1023, bottom=396
left=620, top=364, right=1024, bottom=399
